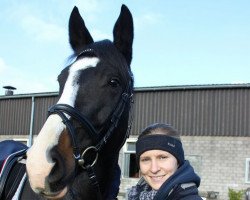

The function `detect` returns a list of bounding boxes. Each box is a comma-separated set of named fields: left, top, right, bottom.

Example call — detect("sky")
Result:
left=0, top=0, right=249, bottom=95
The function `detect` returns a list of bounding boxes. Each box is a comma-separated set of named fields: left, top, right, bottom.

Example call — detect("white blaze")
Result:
left=26, top=114, right=66, bottom=191
left=58, top=57, right=99, bottom=106
left=26, top=57, right=99, bottom=192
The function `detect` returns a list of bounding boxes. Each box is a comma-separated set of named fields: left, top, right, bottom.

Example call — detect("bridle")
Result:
left=48, top=84, right=133, bottom=161
left=48, top=54, right=133, bottom=198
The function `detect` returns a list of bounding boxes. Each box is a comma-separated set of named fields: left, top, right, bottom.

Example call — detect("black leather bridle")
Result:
left=48, top=84, right=133, bottom=161
left=48, top=68, right=133, bottom=199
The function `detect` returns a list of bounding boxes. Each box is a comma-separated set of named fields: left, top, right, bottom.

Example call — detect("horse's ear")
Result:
left=113, top=4, right=134, bottom=66
left=69, top=6, right=94, bottom=55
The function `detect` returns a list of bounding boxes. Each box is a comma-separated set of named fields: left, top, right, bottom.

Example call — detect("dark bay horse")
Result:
left=19, top=4, right=133, bottom=200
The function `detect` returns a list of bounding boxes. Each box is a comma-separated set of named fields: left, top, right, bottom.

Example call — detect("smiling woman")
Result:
left=128, top=123, right=203, bottom=200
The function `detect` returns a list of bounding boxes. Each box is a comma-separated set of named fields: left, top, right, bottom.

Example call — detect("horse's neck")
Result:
left=99, top=154, right=120, bottom=199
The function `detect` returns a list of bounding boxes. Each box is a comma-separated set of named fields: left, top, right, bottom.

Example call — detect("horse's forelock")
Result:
left=90, top=40, right=132, bottom=84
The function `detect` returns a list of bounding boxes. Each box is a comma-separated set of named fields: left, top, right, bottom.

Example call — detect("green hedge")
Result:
left=228, top=188, right=245, bottom=200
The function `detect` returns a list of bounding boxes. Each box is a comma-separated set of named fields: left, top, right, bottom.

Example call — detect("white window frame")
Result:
left=122, top=137, right=138, bottom=178
left=125, top=138, right=137, bottom=153
left=245, top=158, right=250, bottom=183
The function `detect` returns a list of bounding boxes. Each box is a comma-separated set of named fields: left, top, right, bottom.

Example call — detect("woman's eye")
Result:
left=109, top=78, right=120, bottom=87
left=160, top=156, right=168, bottom=160
left=140, top=157, right=150, bottom=162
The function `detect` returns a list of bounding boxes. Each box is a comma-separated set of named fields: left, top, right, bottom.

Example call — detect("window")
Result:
left=245, top=158, right=250, bottom=183
left=123, top=139, right=139, bottom=178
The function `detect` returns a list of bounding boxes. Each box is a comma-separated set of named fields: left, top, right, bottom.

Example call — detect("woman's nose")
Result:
left=150, top=159, right=160, bottom=173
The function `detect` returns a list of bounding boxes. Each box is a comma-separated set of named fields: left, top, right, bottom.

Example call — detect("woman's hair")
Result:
left=139, top=123, right=181, bottom=140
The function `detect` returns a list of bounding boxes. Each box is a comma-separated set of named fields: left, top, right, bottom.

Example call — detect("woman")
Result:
left=128, top=123, right=202, bottom=200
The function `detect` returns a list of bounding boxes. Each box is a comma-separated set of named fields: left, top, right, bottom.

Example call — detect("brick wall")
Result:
left=182, top=136, right=250, bottom=200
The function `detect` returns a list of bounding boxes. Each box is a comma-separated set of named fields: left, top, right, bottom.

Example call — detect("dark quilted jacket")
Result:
left=154, top=160, right=202, bottom=200
left=128, top=160, right=203, bottom=200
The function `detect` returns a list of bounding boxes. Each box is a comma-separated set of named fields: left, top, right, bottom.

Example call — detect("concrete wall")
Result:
left=183, top=136, right=250, bottom=200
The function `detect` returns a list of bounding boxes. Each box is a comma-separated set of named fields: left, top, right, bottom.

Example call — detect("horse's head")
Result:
left=26, top=5, right=133, bottom=199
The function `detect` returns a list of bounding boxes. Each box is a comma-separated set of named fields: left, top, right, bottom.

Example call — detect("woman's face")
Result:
left=139, top=149, right=178, bottom=190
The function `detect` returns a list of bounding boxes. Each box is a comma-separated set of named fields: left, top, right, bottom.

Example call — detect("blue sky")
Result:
left=0, top=0, right=249, bottom=95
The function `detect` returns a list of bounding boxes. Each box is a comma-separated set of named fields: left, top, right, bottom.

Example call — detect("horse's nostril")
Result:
left=34, top=187, right=45, bottom=194
left=48, top=148, right=65, bottom=183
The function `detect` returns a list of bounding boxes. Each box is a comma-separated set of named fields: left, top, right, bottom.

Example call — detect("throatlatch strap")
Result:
left=86, top=165, right=102, bottom=200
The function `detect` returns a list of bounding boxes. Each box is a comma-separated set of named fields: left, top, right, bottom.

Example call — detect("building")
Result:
left=1, top=84, right=250, bottom=199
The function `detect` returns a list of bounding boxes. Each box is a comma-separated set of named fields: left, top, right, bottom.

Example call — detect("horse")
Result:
left=1, top=4, right=134, bottom=200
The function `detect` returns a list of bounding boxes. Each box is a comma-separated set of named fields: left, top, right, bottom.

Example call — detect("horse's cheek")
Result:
left=26, top=114, right=65, bottom=191
left=57, top=129, right=75, bottom=171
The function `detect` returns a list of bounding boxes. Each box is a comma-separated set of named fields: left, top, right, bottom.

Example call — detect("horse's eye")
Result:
left=109, top=78, right=120, bottom=87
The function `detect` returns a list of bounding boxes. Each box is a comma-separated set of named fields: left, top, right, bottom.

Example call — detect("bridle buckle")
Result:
left=78, top=146, right=99, bottom=169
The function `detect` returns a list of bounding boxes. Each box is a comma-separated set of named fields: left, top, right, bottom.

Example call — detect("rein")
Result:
left=48, top=75, right=133, bottom=199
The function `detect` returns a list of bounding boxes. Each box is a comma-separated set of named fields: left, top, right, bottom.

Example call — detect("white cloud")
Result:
left=12, top=78, right=58, bottom=94
left=0, top=57, right=7, bottom=74
left=0, top=56, right=58, bottom=94
left=4, top=1, right=110, bottom=44
left=20, top=14, right=67, bottom=42
left=1, top=71, right=58, bottom=95
left=75, top=0, right=99, bottom=13
left=135, top=12, right=164, bottom=30
left=4, top=3, right=67, bottom=44
left=91, top=29, right=112, bottom=41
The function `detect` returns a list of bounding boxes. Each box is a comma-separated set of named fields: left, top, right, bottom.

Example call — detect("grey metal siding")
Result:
left=130, top=88, right=250, bottom=137
left=0, top=94, right=58, bottom=136
left=1, top=85, right=250, bottom=137
left=0, top=98, right=31, bottom=135
left=33, top=96, right=58, bottom=135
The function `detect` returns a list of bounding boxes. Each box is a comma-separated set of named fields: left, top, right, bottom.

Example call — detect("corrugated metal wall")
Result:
left=131, top=88, right=250, bottom=137
left=0, top=98, right=31, bottom=135
left=33, top=96, right=58, bottom=134
left=1, top=86, right=250, bottom=137
left=0, top=94, right=58, bottom=136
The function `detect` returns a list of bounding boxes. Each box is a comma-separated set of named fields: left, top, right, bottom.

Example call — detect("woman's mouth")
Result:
left=150, top=175, right=165, bottom=181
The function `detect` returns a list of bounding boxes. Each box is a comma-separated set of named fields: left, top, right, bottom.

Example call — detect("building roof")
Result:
left=2, top=83, right=250, bottom=99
